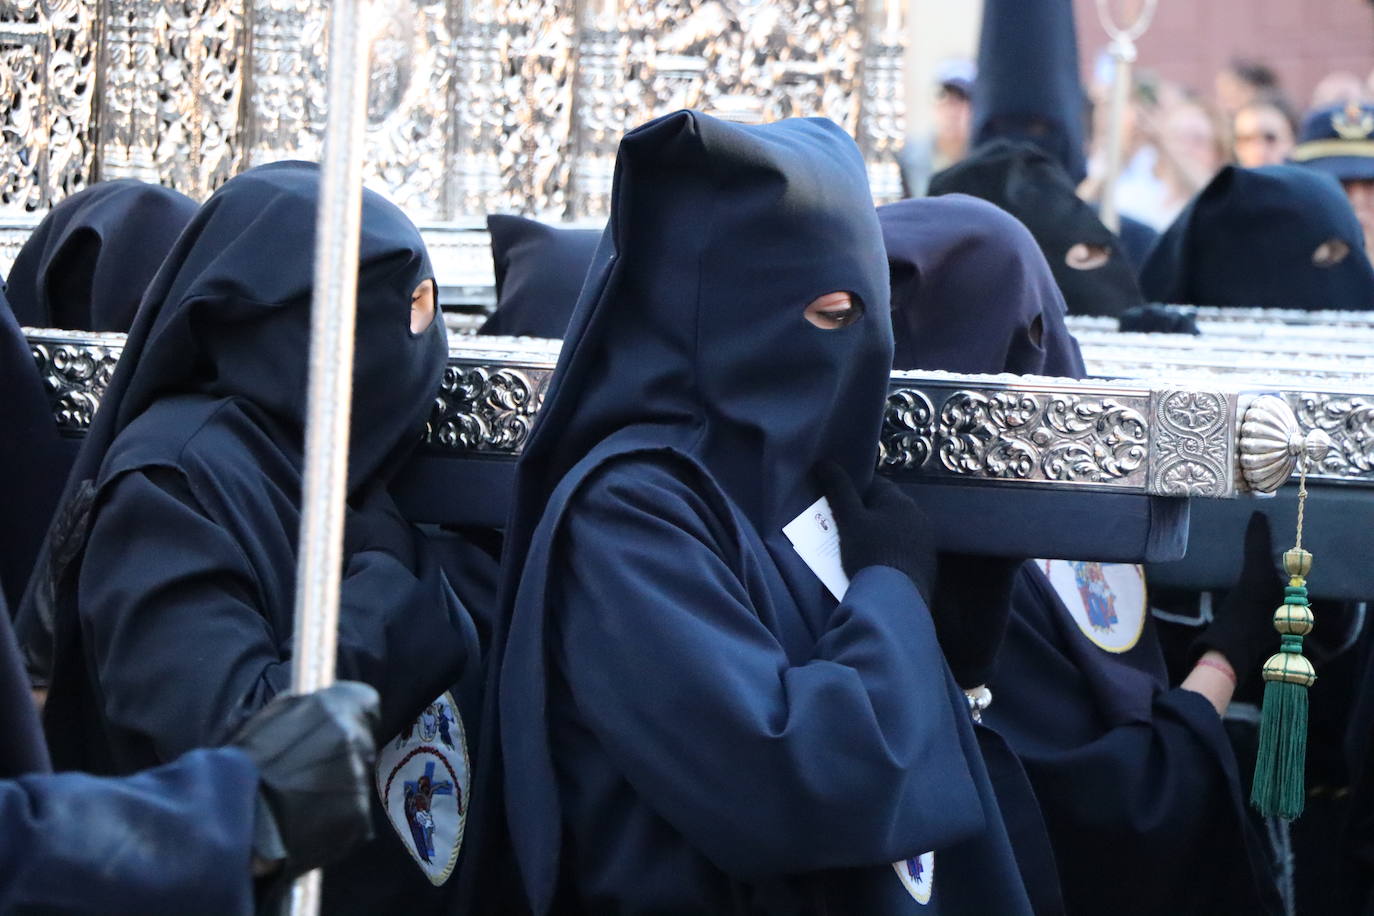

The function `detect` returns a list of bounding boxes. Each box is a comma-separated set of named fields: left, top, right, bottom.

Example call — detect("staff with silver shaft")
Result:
left=287, top=1, right=372, bottom=914
left=1095, top=0, right=1156, bottom=233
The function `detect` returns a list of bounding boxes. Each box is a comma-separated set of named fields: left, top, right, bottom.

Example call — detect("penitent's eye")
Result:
left=410, top=279, right=437, bottom=334
left=1312, top=238, right=1351, bottom=268
left=1065, top=243, right=1112, bottom=271
left=803, top=291, right=865, bottom=330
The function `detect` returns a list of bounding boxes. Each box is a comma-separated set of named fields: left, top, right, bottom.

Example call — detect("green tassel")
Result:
left=1250, top=569, right=1316, bottom=820
left=1251, top=676, right=1309, bottom=819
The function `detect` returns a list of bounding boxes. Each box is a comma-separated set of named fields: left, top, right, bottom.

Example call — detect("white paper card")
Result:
left=782, top=496, right=851, bottom=601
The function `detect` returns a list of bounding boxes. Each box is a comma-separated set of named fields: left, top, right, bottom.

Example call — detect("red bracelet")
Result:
left=1196, top=656, right=1238, bottom=685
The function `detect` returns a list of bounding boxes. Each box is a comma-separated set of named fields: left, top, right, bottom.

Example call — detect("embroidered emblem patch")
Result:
left=376, top=691, right=470, bottom=885
left=892, top=851, right=935, bottom=904
left=1041, top=560, right=1146, bottom=653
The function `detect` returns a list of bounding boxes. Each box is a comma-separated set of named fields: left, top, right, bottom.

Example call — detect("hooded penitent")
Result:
left=6, top=180, right=199, bottom=331
left=0, top=290, right=69, bottom=610
left=482, top=110, right=1033, bottom=915
left=27, top=162, right=482, bottom=915
left=880, top=194, right=1281, bottom=915
left=972, top=0, right=1087, bottom=184
left=929, top=140, right=1146, bottom=318
left=881, top=194, right=1084, bottom=379
left=477, top=214, right=601, bottom=338
left=1140, top=164, right=1374, bottom=310
left=0, top=591, right=266, bottom=916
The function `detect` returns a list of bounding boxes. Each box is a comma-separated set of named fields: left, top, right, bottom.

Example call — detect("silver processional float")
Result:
left=5, top=0, right=1374, bottom=864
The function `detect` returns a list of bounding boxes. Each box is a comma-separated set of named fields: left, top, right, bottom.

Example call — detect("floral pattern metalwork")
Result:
left=1290, top=392, right=1374, bottom=482
left=28, top=334, right=123, bottom=433
left=428, top=362, right=554, bottom=454
left=27, top=329, right=1374, bottom=496
left=0, top=0, right=99, bottom=214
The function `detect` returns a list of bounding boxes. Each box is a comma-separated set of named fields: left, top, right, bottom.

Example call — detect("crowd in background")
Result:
left=908, top=53, right=1374, bottom=260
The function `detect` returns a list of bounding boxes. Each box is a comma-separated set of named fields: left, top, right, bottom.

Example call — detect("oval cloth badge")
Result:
left=1040, top=560, right=1146, bottom=653
left=376, top=691, right=470, bottom=885
left=892, top=851, right=935, bottom=904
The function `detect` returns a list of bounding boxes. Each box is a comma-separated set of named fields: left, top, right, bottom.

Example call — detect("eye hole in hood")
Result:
left=1065, top=242, right=1112, bottom=271
left=1312, top=238, right=1351, bottom=268
left=804, top=291, right=865, bottom=329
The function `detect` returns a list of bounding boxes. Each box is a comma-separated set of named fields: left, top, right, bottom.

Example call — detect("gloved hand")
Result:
left=929, top=555, right=1023, bottom=689
left=1191, top=511, right=1285, bottom=686
left=815, top=460, right=937, bottom=600
left=231, top=681, right=380, bottom=882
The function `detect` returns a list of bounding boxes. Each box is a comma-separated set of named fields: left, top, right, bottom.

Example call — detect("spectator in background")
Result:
left=1291, top=101, right=1374, bottom=264
left=1082, top=54, right=1170, bottom=230
left=899, top=60, right=976, bottom=198
left=1312, top=70, right=1367, bottom=110
left=1151, top=96, right=1230, bottom=227
left=1214, top=58, right=1280, bottom=119
left=1232, top=94, right=1298, bottom=168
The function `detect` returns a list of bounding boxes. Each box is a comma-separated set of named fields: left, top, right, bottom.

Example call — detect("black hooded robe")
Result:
left=35, top=163, right=485, bottom=915
left=486, top=111, right=1035, bottom=916
left=879, top=194, right=1280, bottom=916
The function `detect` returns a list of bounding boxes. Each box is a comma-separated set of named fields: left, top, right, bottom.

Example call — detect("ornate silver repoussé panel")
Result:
left=0, top=0, right=907, bottom=228
left=879, top=374, right=1243, bottom=498
left=26, top=328, right=1357, bottom=497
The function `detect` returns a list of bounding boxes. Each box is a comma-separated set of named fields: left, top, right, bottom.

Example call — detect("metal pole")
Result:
left=1098, top=38, right=1133, bottom=234
left=1094, top=0, right=1158, bottom=235
left=288, top=0, right=370, bottom=913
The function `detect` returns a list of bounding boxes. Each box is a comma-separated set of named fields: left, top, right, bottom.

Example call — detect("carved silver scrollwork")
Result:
left=362, top=0, right=459, bottom=219
left=879, top=388, right=934, bottom=470
left=1289, top=392, right=1374, bottom=482
left=859, top=4, right=905, bottom=203
left=4, top=0, right=905, bottom=224
left=0, top=0, right=99, bottom=214
left=1037, top=396, right=1148, bottom=483
left=28, top=328, right=1374, bottom=495
left=28, top=335, right=123, bottom=433
left=244, top=0, right=328, bottom=165
left=887, top=386, right=1151, bottom=489
left=1148, top=389, right=1234, bottom=498
left=428, top=362, right=554, bottom=454
left=936, top=391, right=1040, bottom=479
left=98, top=0, right=247, bottom=198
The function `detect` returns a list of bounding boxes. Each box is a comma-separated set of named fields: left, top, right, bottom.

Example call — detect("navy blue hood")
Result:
left=1140, top=164, right=1374, bottom=310
left=973, top=0, right=1088, bottom=183
left=513, top=110, right=893, bottom=533
left=880, top=193, right=1086, bottom=378
left=7, top=180, right=198, bottom=331
left=930, top=140, right=1145, bottom=318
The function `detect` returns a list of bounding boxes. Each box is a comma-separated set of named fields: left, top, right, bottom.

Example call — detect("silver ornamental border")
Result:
left=27, top=328, right=1363, bottom=496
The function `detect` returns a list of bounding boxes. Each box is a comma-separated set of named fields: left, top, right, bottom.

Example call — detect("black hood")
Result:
left=6, top=180, right=198, bottom=331
left=1140, top=164, right=1374, bottom=310
left=930, top=140, right=1145, bottom=317
left=973, top=0, right=1088, bottom=183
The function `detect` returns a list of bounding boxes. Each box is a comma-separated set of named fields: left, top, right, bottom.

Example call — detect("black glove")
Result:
left=1192, top=511, right=1285, bottom=685
left=929, top=554, right=1023, bottom=689
left=815, top=460, right=937, bottom=599
left=231, top=681, right=380, bottom=882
